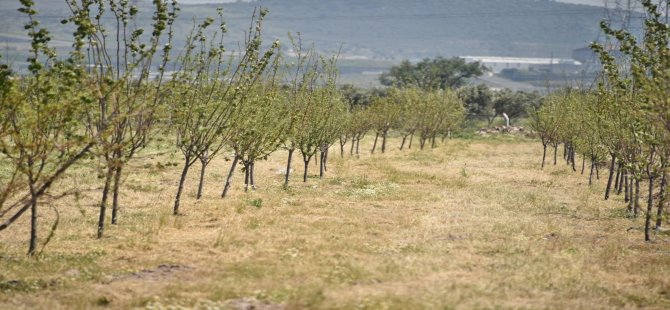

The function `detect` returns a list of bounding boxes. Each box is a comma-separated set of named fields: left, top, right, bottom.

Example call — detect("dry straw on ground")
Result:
left=1, top=136, right=669, bottom=309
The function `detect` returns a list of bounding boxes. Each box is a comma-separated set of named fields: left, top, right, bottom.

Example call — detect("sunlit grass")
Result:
left=0, top=137, right=669, bottom=309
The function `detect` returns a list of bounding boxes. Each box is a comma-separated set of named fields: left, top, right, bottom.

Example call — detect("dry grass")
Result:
left=1, top=136, right=669, bottom=309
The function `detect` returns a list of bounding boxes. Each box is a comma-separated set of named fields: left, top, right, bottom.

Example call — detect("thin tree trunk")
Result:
left=98, top=165, right=114, bottom=237
left=111, top=165, right=123, bottom=225
left=617, top=163, right=626, bottom=195
left=589, top=156, right=595, bottom=186
left=605, top=154, right=616, bottom=200
left=645, top=174, right=655, bottom=241
left=541, top=143, right=547, bottom=169
left=634, top=179, right=641, bottom=217
left=222, top=156, right=238, bottom=198
left=400, top=135, right=408, bottom=150
left=408, top=132, right=414, bottom=149
left=173, top=156, right=192, bottom=216
left=340, top=139, right=346, bottom=157
left=28, top=182, right=37, bottom=256
left=303, top=154, right=311, bottom=182
left=656, top=169, right=667, bottom=230
left=350, top=139, right=356, bottom=156
left=323, top=149, right=329, bottom=172
left=196, top=158, right=208, bottom=200
left=431, top=134, right=437, bottom=149
left=595, top=159, right=600, bottom=180
left=627, top=176, right=634, bottom=213
left=381, top=130, right=388, bottom=153
left=250, top=160, right=256, bottom=190
left=371, top=132, right=379, bottom=154
left=581, top=155, right=586, bottom=175
left=553, top=144, right=558, bottom=165
left=624, top=173, right=630, bottom=203
left=614, top=164, right=621, bottom=192
left=285, top=149, right=294, bottom=187
left=570, top=148, right=577, bottom=172
left=356, top=138, right=361, bottom=157
left=319, top=151, right=325, bottom=179
left=244, top=161, right=250, bottom=192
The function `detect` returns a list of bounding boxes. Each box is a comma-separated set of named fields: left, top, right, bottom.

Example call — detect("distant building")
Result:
left=461, top=56, right=582, bottom=74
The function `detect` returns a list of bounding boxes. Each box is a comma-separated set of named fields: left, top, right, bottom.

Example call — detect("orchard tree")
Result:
left=168, top=8, right=279, bottom=214
left=63, top=0, right=177, bottom=238
left=0, top=1, right=93, bottom=255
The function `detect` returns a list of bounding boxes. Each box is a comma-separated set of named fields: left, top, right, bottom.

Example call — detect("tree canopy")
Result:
left=379, top=57, right=485, bottom=90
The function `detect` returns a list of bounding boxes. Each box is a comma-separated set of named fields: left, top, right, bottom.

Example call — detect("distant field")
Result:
left=1, top=136, right=669, bottom=309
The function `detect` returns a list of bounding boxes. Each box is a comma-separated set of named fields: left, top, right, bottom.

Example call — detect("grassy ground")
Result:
left=1, top=136, right=669, bottom=309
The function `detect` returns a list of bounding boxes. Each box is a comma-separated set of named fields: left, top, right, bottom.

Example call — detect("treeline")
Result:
left=0, top=1, right=466, bottom=256
left=529, top=0, right=670, bottom=241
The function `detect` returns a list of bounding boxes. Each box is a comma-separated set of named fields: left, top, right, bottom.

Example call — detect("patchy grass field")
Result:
left=1, top=136, right=669, bottom=309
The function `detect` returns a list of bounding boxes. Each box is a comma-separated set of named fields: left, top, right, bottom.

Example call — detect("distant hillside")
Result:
left=1, top=0, right=605, bottom=58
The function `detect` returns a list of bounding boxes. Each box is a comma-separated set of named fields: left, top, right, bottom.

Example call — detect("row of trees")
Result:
left=529, top=0, right=670, bottom=241
left=0, top=1, right=467, bottom=255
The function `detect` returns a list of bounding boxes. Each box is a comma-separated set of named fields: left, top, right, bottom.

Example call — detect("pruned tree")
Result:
left=0, top=1, right=93, bottom=255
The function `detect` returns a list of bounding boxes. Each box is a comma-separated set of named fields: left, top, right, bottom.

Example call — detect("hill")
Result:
left=0, top=0, right=607, bottom=88
left=0, top=0, right=605, bottom=59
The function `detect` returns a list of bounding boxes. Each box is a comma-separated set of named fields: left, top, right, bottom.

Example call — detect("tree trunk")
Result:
left=371, top=132, right=379, bottom=154
left=408, top=132, right=414, bottom=149
left=400, top=135, right=408, bottom=150
left=605, top=154, right=616, bottom=200
left=589, top=156, right=595, bottom=186
left=581, top=155, right=586, bottom=175
left=617, top=165, right=625, bottom=195
left=541, top=143, right=547, bottom=169
left=431, top=134, right=437, bottom=149
left=28, top=182, right=37, bottom=257
left=634, top=179, right=641, bottom=217
left=196, top=157, right=208, bottom=200
left=381, top=130, right=388, bottom=153
left=350, top=139, right=356, bottom=156
left=340, top=139, right=346, bottom=157
left=244, top=161, right=250, bottom=192
left=645, top=174, right=655, bottom=241
left=356, top=138, right=361, bottom=157
left=111, top=165, right=123, bottom=225
left=319, top=151, right=325, bottom=179
left=222, top=156, right=238, bottom=198
left=553, top=144, right=558, bottom=165
left=98, top=165, right=114, bottom=238
left=284, top=149, right=294, bottom=187
left=173, top=156, right=192, bottom=216
left=614, top=162, right=621, bottom=193
left=570, top=148, right=577, bottom=172
left=323, top=149, right=329, bottom=172
left=656, top=169, right=667, bottom=230
left=250, top=160, right=256, bottom=190
left=624, top=173, right=630, bottom=203
left=303, top=154, right=311, bottom=182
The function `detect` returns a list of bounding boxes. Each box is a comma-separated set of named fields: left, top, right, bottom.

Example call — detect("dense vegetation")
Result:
left=529, top=0, right=670, bottom=241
